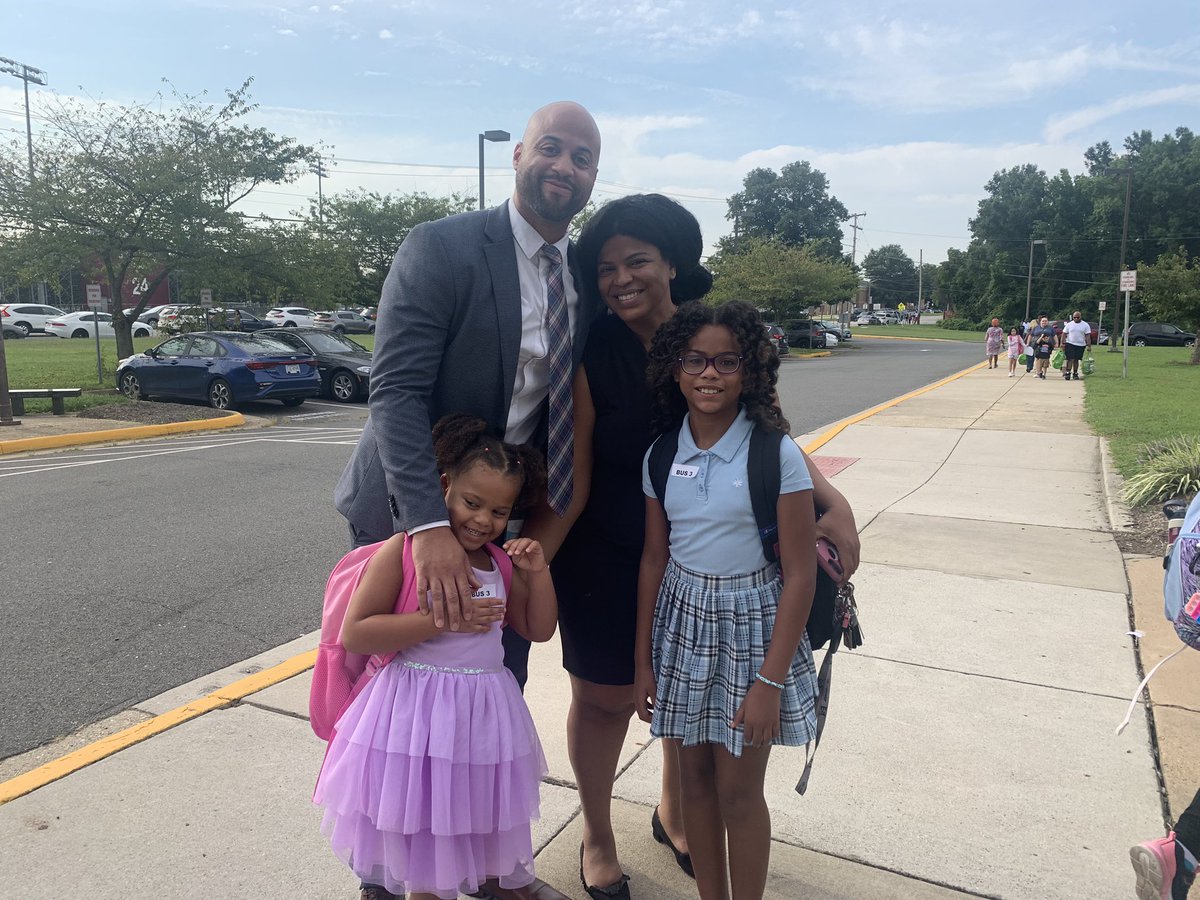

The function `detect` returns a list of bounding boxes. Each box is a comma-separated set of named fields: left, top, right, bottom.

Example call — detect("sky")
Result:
left=2, top=0, right=1199, bottom=266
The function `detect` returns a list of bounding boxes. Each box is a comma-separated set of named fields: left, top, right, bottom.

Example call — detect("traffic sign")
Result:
left=1099, top=301, right=1107, bottom=311
left=200, top=288, right=213, bottom=308
left=1120, top=270, right=1137, bottom=292
left=85, top=283, right=104, bottom=311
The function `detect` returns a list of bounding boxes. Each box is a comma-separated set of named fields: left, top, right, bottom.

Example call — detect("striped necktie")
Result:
left=541, top=243, right=573, bottom=516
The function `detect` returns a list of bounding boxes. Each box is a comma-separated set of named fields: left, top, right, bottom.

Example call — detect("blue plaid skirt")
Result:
left=650, top=559, right=817, bottom=758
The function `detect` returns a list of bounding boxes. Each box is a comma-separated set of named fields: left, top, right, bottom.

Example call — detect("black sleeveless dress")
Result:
left=551, top=313, right=654, bottom=685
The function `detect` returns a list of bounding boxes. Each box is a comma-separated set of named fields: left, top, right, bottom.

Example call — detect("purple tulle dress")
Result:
left=314, top=563, right=546, bottom=899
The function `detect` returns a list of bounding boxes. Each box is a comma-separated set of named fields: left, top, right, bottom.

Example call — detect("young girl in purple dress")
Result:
left=314, top=414, right=557, bottom=900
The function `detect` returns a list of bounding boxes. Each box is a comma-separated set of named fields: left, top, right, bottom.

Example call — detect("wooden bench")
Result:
left=9, top=388, right=84, bottom=416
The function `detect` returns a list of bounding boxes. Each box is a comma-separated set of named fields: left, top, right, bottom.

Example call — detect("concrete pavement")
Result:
left=0, top=362, right=1185, bottom=899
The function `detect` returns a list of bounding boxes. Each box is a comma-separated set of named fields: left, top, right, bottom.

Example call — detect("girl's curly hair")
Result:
left=646, top=301, right=789, bottom=436
left=431, top=413, right=546, bottom=510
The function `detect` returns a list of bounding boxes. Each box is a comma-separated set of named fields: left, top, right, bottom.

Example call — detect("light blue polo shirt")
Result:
left=641, top=408, right=813, bottom=575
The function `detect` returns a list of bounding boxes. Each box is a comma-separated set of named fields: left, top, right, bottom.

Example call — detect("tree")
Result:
left=1136, top=247, right=1200, bottom=364
left=0, top=79, right=317, bottom=358
left=707, top=238, right=858, bottom=321
left=722, top=162, right=848, bottom=258
left=860, top=244, right=918, bottom=308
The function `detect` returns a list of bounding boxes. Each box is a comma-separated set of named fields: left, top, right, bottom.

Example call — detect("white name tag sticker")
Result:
left=471, top=585, right=498, bottom=600
left=672, top=464, right=699, bottom=479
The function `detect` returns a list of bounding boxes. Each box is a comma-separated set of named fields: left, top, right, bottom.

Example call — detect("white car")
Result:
left=0, top=303, right=68, bottom=336
left=265, top=306, right=319, bottom=328
left=45, top=311, right=154, bottom=339
left=824, top=333, right=839, bottom=348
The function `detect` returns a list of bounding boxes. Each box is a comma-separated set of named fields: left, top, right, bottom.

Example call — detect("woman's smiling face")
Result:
left=596, top=234, right=676, bottom=330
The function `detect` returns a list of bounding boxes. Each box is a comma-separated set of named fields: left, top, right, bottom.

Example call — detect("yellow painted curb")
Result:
left=0, top=649, right=317, bottom=806
left=0, top=412, right=246, bottom=455
left=803, top=360, right=989, bottom=455
left=790, top=350, right=831, bottom=358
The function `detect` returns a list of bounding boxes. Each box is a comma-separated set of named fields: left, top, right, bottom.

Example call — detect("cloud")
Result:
left=275, top=27, right=298, bottom=36
left=378, top=28, right=394, bottom=39
left=1044, top=83, right=1200, bottom=142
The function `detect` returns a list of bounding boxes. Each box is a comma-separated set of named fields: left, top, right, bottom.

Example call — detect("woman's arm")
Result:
left=502, top=538, right=558, bottom=643
left=801, top=448, right=860, bottom=579
left=520, top=367, right=596, bottom=563
left=340, top=535, right=503, bottom=655
left=634, top=496, right=670, bottom=723
left=733, top=489, right=817, bottom=748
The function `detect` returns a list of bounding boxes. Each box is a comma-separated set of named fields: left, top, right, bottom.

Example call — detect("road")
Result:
left=0, top=335, right=981, bottom=760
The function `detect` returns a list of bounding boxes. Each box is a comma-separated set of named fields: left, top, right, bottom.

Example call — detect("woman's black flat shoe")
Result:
left=651, top=806, right=694, bottom=878
left=579, top=842, right=631, bottom=900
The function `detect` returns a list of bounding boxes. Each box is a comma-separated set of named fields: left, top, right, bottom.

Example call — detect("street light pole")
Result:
left=0, top=56, right=47, bottom=180
left=478, top=129, right=511, bottom=210
left=1024, top=239, right=1045, bottom=324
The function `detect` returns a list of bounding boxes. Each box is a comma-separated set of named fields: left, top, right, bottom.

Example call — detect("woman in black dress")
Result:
left=528, top=194, right=861, bottom=900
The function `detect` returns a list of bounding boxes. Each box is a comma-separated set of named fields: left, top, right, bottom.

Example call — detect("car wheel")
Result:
left=284, top=321, right=296, bottom=328
left=329, top=369, right=358, bottom=402
left=133, top=326, right=150, bottom=337
left=14, top=322, right=31, bottom=337
left=1186, top=339, right=1196, bottom=348
left=71, top=328, right=89, bottom=339
left=208, top=377, right=233, bottom=410
left=333, top=325, right=346, bottom=334
left=367, top=324, right=375, bottom=334
left=119, top=371, right=143, bottom=400
left=1133, top=338, right=1148, bottom=347
left=281, top=397, right=305, bottom=407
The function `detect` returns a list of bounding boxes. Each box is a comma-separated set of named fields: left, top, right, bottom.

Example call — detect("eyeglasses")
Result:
left=678, top=352, right=743, bottom=375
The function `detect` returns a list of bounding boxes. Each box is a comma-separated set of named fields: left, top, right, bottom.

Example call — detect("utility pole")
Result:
left=311, top=158, right=328, bottom=226
left=847, top=212, right=866, bottom=267
left=0, top=56, right=47, bottom=180
left=917, top=249, right=923, bottom=321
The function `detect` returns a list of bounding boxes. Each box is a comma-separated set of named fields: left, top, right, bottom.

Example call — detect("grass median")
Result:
left=851, top=324, right=983, bottom=342
left=1083, top=346, right=1200, bottom=477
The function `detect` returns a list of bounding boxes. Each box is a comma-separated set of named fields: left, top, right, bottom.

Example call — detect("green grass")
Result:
left=1084, top=346, right=1200, bottom=478
left=0, top=335, right=159, bottom=414
left=851, top=324, right=983, bottom=341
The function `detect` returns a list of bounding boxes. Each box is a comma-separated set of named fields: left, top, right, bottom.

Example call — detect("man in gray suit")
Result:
left=334, top=101, right=600, bottom=900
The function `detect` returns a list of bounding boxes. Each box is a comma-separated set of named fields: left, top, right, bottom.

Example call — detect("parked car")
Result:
left=854, top=313, right=885, bottom=326
left=265, top=306, right=319, bottom=328
left=45, top=311, right=154, bottom=339
left=209, top=308, right=273, bottom=332
left=313, top=310, right=376, bottom=334
left=0, top=303, right=68, bottom=336
left=824, top=332, right=839, bottom=349
left=1125, top=322, right=1196, bottom=347
left=784, top=319, right=828, bottom=349
left=820, top=319, right=852, bottom=341
left=764, top=324, right=789, bottom=355
left=257, top=326, right=372, bottom=402
left=116, top=331, right=321, bottom=410
left=156, top=305, right=210, bottom=334
left=2, top=323, right=25, bottom=339
left=136, top=304, right=172, bottom=327
left=358, top=307, right=378, bottom=321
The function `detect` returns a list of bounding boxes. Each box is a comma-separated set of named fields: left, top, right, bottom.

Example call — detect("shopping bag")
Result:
left=1050, top=348, right=1065, bottom=370
left=1083, top=354, right=1095, bottom=376
left=1017, top=353, right=1028, bottom=366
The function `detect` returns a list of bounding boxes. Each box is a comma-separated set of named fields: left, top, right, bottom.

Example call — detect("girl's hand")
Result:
left=732, top=681, right=782, bottom=748
left=503, top=538, right=547, bottom=573
left=634, top=662, right=657, bottom=724
left=815, top=506, right=860, bottom=581
left=453, top=594, right=505, bottom=634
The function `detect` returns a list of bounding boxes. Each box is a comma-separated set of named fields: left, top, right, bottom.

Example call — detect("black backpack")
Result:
left=646, top=420, right=839, bottom=649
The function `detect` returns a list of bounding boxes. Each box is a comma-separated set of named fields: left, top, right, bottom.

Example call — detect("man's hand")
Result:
left=815, top=504, right=860, bottom=581
left=410, top=527, right=481, bottom=631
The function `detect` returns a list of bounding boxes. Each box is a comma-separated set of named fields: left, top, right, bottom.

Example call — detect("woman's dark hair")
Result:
left=646, top=300, right=789, bottom=436
left=577, top=193, right=713, bottom=305
left=431, top=414, right=546, bottom=510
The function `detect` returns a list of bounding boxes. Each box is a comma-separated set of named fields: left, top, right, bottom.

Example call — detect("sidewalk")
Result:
left=0, top=365, right=1180, bottom=899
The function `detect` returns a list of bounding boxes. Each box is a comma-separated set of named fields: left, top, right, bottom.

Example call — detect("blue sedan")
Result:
left=116, top=331, right=322, bottom=410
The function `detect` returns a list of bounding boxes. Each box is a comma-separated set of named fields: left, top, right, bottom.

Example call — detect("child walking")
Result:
left=1006, top=326, right=1025, bottom=377
left=634, top=301, right=819, bottom=900
left=314, top=414, right=557, bottom=900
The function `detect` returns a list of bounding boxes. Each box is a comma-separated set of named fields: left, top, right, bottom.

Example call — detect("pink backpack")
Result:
left=309, top=535, right=512, bottom=740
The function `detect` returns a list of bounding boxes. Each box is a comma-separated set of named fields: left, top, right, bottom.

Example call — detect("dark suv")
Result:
left=1126, top=322, right=1196, bottom=347
left=784, top=319, right=828, bottom=349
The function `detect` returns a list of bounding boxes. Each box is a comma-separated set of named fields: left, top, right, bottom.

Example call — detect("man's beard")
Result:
left=516, top=168, right=581, bottom=224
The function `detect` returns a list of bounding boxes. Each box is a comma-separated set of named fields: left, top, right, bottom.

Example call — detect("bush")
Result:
left=936, top=318, right=984, bottom=332
left=1124, top=434, right=1200, bottom=506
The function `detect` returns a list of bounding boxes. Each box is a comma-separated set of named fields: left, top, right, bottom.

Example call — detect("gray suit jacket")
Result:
left=334, top=201, right=599, bottom=540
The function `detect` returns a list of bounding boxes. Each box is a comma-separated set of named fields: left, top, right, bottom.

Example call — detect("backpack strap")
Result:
left=748, top=426, right=783, bottom=564
left=647, top=421, right=683, bottom=512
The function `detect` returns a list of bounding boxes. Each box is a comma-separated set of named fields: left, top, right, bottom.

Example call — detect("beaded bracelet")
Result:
left=755, top=672, right=785, bottom=690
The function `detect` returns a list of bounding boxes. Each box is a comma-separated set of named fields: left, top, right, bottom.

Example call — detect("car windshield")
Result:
left=224, top=333, right=308, bottom=355
left=302, top=330, right=368, bottom=354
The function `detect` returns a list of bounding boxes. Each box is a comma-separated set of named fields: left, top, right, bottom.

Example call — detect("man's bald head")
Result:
left=512, top=101, right=601, bottom=241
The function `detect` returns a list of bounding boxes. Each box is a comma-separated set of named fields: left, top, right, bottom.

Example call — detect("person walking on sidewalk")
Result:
left=1006, top=326, right=1025, bottom=377
left=1029, top=316, right=1056, bottom=379
left=315, top=416, right=558, bottom=900
left=1060, top=310, right=1091, bottom=381
left=636, top=301, right=819, bottom=900
left=984, top=318, right=1004, bottom=369
left=1024, top=316, right=1038, bottom=373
